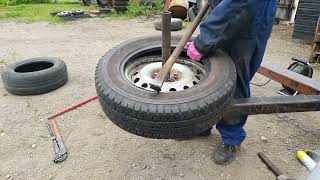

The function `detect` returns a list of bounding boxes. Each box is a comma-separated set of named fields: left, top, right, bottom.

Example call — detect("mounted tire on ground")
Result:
left=95, top=36, right=236, bottom=139
left=1, top=57, right=68, bottom=95
left=154, top=18, right=183, bottom=31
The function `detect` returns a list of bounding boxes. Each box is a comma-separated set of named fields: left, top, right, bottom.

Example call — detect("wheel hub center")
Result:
left=125, top=56, right=206, bottom=93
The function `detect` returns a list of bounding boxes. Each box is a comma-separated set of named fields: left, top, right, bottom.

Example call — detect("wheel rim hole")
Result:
left=195, top=75, right=200, bottom=80
left=141, top=83, right=148, bottom=88
left=169, top=88, right=177, bottom=92
left=183, top=86, right=189, bottom=89
left=14, top=61, right=54, bottom=73
left=134, top=78, right=140, bottom=83
left=193, top=81, right=197, bottom=85
left=133, top=72, right=138, bottom=76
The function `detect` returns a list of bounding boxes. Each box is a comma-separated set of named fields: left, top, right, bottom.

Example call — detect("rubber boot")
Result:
left=212, top=144, right=240, bottom=165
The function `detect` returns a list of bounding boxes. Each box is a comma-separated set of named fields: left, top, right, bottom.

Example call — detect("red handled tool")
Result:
left=46, top=96, right=98, bottom=163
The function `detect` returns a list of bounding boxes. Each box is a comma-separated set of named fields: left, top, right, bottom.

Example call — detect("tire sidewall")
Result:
left=1, top=57, right=68, bottom=95
left=4, top=58, right=65, bottom=80
left=95, top=36, right=237, bottom=138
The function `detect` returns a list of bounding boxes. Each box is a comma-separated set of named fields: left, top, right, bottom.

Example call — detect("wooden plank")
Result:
left=315, top=33, right=320, bottom=43
left=310, top=16, right=320, bottom=63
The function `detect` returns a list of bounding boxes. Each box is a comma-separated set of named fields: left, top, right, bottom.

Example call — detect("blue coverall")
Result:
left=194, top=0, right=277, bottom=145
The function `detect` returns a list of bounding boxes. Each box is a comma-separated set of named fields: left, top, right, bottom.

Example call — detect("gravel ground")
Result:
left=0, top=18, right=320, bottom=180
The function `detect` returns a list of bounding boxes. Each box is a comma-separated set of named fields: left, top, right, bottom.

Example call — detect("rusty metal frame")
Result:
left=228, top=62, right=320, bottom=115
left=228, top=95, right=320, bottom=116
left=257, top=63, right=320, bottom=95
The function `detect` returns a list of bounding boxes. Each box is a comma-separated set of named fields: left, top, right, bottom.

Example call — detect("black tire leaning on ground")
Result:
left=154, top=18, right=183, bottom=31
left=95, top=36, right=237, bottom=139
left=57, top=11, right=72, bottom=18
left=72, top=10, right=85, bottom=16
left=1, top=57, right=68, bottom=95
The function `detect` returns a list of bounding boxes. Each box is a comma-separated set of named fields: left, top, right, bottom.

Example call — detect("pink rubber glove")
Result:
left=187, top=41, right=203, bottom=62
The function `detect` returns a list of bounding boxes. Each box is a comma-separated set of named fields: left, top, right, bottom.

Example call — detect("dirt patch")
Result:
left=0, top=18, right=319, bottom=179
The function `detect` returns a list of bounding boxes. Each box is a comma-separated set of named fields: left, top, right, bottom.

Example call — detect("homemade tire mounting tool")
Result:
left=94, top=2, right=320, bottom=141
left=150, top=2, right=209, bottom=92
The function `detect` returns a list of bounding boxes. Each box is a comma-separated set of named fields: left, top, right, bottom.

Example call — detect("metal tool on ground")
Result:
left=258, top=152, right=296, bottom=180
left=258, top=152, right=283, bottom=176
left=46, top=96, right=98, bottom=163
left=47, top=119, right=67, bottom=163
left=47, top=96, right=98, bottom=120
left=149, top=3, right=209, bottom=92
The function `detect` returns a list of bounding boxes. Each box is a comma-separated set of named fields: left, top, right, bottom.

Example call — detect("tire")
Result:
left=72, top=10, right=85, bottom=16
left=95, top=36, right=236, bottom=139
left=57, top=11, right=72, bottom=18
left=282, top=61, right=313, bottom=93
left=154, top=18, right=183, bottom=31
left=1, top=57, right=68, bottom=95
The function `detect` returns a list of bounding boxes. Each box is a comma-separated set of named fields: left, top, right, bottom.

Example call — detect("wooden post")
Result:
left=309, top=16, right=320, bottom=63
left=164, top=0, right=170, bottom=12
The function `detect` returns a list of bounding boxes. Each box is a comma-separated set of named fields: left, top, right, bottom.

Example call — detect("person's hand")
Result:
left=187, top=41, right=203, bottom=62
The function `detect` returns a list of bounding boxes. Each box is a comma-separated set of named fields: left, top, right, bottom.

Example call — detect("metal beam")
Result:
left=258, top=63, right=320, bottom=95
left=227, top=95, right=320, bottom=116
left=161, top=11, right=171, bottom=80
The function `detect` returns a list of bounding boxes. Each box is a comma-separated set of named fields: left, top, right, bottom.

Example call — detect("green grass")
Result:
left=125, top=0, right=162, bottom=17
left=0, top=3, right=94, bottom=23
left=0, top=0, right=162, bottom=23
left=0, top=0, right=79, bottom=5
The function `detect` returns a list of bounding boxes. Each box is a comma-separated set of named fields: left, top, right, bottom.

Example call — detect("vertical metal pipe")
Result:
left=150, top=3, right=209, bottom=92
left=161, top=11, right=172, bottom=67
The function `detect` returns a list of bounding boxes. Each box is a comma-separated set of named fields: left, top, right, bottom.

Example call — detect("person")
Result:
left=186, top=0, right=277, bottom=165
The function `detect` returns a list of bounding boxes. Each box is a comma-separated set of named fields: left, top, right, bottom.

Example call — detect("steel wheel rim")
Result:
left=124, top=56, right=207, bottom=93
